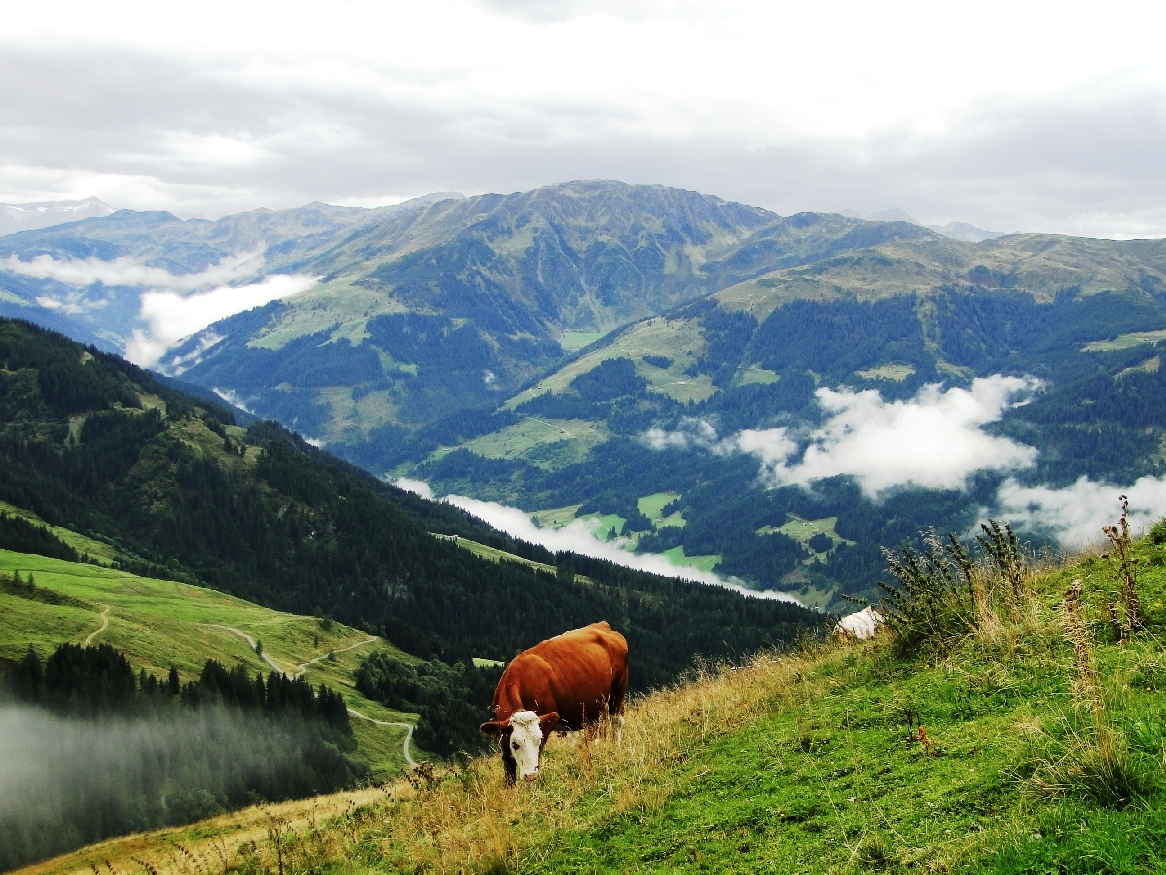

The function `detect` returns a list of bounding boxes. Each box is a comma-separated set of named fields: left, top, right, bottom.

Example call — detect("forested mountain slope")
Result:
left=9, top=182, right=1166, bottom=610
left=0, top=181, right=935, bottom=450
left=413, top=232, right=1166, bottom=607
left=0, top=318, right=823, bottom=689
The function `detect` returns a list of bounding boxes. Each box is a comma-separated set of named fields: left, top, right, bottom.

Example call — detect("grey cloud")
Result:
left=3, top=46, right=1166, bottom=235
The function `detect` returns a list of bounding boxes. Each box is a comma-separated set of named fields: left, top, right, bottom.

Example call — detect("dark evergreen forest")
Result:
left=417, top=289, right=1166, bottom=601
left=355, top=652, right=503, bottom=757
left=0, top=641, right=363, bottom=872
left=0, top=318, right=825, bottom=693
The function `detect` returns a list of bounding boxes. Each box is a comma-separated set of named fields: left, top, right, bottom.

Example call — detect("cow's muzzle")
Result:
left=523, top=770, right=540, bottom=783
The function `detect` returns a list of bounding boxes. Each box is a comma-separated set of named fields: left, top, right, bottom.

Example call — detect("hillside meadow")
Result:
left=0, top=549, right=418, bottom=778
left=17, top=525, right=1166, bottom=874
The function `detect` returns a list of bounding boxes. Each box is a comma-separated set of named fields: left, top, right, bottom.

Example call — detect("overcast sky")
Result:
left=3, top=0, right=1165, bottom=237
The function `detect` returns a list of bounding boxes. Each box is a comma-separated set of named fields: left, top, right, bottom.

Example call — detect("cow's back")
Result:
left=492, top=622, right=628, bottom=730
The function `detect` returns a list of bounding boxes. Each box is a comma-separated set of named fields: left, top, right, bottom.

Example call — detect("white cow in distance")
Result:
left=835, top=606, right=883, bottom=639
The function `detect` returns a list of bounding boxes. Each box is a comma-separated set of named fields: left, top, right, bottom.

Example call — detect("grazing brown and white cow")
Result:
left=479, top=621, right=629, bottom=785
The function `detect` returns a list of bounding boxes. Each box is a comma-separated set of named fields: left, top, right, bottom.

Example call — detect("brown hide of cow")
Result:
left=480, top=621, right=629, bottom=785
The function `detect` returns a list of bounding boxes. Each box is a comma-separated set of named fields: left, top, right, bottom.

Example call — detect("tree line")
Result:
left=1, top=641, right=364, bottom=872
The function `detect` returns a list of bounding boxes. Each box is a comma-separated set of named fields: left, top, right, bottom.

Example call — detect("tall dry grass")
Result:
left=1027, top=577, right=1152, bottom=807
left=241, top=647, right=830, bottom=874
left=14, top=646, right=838, bottom=875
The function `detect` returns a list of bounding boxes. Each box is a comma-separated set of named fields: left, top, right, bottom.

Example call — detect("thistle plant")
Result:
left=1102, top=495, right=1144, bottom=634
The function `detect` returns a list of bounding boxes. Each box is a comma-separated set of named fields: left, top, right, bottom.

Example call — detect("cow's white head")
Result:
left=480, top=710, right=559, bottom=785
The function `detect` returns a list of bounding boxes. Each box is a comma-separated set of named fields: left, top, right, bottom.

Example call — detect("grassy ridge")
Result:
left=0, top=549, right=418, bottom=777
left=18, top=531, right=1166, bottom=873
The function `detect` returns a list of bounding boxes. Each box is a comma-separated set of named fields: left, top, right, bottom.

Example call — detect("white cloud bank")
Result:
left=4, top=249, right=264, bottom=289
left=643, top=376, right=1166, bottom=548
left=393, top=478, right=800, bottom=602
left=996, top=476, right=1166, bottom=549
left=124, top=273, right=317, bottom=366
left=3, top=249, right=318, bottom=367
left=649, top=377, right=1040, bottom=498
left=395, top=478, right=434, bottom=500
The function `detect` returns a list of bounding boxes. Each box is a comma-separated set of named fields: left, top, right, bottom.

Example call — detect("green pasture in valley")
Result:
left=559, top=330, right=607, bottom=353
left=661, top=545, right=721, bottom=573
left=638, top=491, right=686, bottom=528
left=1082, top=328, right=1166, bottom=352
left=760, top=514, right=855, bottom=559
left=454, top=417, right=611, bottom=468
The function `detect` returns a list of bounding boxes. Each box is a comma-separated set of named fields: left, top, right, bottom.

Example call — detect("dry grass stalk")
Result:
left=1030, top=577, right=1145, bottom=807
left=1102, top=494, right=1145, bottom=633
left=1063, top=579, right=1100, bottom=716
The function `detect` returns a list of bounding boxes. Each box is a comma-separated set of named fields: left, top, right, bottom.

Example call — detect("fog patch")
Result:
left=641, top=417, right=731, bottom=452
left=4, top=249, right=265, bottom=290
left=164, top=331, right=226, bottom=374
left=746, top=377, right=1038, bottom=496
left=645, top=377, right=1039, bottom=499
left=443, top=492, right=801, bottom=602
left=395, top=477, right=434, bottom=500
left=126, top=274, right=318, bottom=366
left=0, top=704, right=327, bottom=870
left=995, top=476, right=1166, bottom=548
left=34, top=294, right=84, bottom=315
left=211, top=386, right=254, bottom=414
left=4, top=249, right=317, bottom=368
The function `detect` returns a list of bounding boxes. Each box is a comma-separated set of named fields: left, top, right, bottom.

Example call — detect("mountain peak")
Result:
left=0, top=196, right=116, bottom=235
left=840, top=207, right=1006, bottom=242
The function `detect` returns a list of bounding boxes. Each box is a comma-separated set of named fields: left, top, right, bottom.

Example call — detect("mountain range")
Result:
left=0, top=198, right=115, bottom=236
left=3, top=181, right=1166, bottom=607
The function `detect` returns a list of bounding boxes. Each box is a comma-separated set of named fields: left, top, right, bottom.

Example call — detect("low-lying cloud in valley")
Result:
left=741, top=377, right=1040, bottom=496
left=996, top=476, right=1166, bottom=548
left=125, top=274, right=318, bottom=366
left=4, top=249, right=264, bottom=289
left=646, top=377, right=1040, bottom=497
left=642, top=375, right=1166, bottom=547
left=4, top=250, right=318, bottom=366
left=392, top=479, right=800, bottom=603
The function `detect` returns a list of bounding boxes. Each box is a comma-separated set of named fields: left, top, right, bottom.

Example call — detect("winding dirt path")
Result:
left=203, top=624, right=289, bottom=676
left=293, top=635, right=377, bottom=677
left=84, top=605, right=109, bottom=646
left=202, top=625, right=416, bottom=767
left=346, top=707, right=417, bottom=767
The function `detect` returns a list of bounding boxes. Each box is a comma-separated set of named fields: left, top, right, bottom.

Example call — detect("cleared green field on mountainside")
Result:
left=0, top=548, right=418, bottom=778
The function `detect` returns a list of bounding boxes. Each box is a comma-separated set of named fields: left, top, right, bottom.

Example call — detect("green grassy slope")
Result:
left=26, top=532, right=1166, bottom=874
left=0, top=548, right=418, bottom=778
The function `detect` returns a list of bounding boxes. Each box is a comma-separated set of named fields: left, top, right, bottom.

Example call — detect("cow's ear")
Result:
left=480, top=720, right=506, bottom=738
left=538, top=711, right=560, bottom=735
